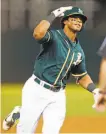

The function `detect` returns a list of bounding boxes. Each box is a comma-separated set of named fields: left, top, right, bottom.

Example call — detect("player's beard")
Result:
left=69, top=27, right=80, bottom=33
left=69, top=26, right=82, bottom=33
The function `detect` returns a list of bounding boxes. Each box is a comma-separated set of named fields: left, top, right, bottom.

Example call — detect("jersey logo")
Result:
left=73, top=52, right=82, bottom=65
left=78, top=8, right=83, bottom=14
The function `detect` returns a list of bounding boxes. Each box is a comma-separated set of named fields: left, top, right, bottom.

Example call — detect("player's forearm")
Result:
left=33, top=13, right=56, bottom=40
left=33, top=12, right=56, bottom=40
left=99, top=58, right=106, bottom=91
left=33, top=20, right=51, bottom=40
left=79, top=74, right=96, bottom=92
left=33, top=6, right=73, bottom=40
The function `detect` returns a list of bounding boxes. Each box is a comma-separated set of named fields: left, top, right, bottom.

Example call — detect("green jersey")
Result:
left=33, top=29, right=87, bottom=87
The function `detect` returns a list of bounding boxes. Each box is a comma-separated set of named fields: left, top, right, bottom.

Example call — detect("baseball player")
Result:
left=3, top=6, right=100, bottom=134
left=94, top=37, right=106, bottom=112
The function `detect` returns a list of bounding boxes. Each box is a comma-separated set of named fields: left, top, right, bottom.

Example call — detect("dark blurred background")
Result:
left=1, top=0, right=106, bottom=83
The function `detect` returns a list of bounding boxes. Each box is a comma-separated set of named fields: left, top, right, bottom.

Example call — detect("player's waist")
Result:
left=31, top=74, right=65, bottom=92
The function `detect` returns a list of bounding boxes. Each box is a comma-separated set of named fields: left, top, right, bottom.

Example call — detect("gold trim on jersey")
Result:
left=72, top=72, right=87, bottom=77
left=47, top=32, right=51, bottom=42
left=53, top=30, right=73, bottom=86
left=61, top=53, right=75, bottom=85
left=40, top=31, right=51, bottom=45
left=53, top=48, right=71, bottom=86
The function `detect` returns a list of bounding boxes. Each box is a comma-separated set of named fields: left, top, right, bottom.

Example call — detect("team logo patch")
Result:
left=78, top=8, right=83, bottom=14
left=73, top=52, right=82, bottom=65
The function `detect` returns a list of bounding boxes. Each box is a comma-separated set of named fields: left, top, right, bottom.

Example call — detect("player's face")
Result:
left=65, top=16, right=83, bottom=32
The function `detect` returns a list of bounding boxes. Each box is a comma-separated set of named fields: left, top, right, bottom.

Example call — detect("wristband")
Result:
left=87, top=83, right=96, bottom=92
left=46, top=13, right=56, bottom=24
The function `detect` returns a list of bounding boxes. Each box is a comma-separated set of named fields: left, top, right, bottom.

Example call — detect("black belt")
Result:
left=34, top=77, right=65, bottom=92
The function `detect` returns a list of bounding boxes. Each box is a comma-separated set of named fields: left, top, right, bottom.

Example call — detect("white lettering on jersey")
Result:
left=73, top=52, right=82, bottom=65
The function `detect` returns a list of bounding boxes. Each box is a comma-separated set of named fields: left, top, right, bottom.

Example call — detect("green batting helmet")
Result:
left=61, top=7, right=87, bottom=28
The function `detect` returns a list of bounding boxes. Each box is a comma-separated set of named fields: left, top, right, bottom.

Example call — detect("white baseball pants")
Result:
left=17, top=75, right=66, bottom=134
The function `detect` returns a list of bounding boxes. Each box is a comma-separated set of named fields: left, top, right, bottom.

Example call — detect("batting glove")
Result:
left=52, top=6, right=73, bottom=17
left=92, top=88, right=100, bottom=108
left=92, top=89, right=106, bottom=112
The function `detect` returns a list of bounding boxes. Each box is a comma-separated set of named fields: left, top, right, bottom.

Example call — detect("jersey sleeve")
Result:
left=71, top=58, right=87, bottom=78
left=98, top=37, right=106, bottom=58
left=36, top=30, right=53, bottom=46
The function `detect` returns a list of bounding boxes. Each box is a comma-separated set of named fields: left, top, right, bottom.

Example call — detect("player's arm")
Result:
left=71, top=57, right=101, bottom=109
left=94, top=38, right=106, bottom=112
left=33, top=6, right=73, bottom=40
left=98, top=37, right=106, bottom=92
left=33, top=20, right=51, bottom=40
left=95, top=58, right=106, bottom=112
left=99, top=58, right=106, bottom=92
left=78, top=74, right=106, bottom=112
left=71, top=55, right=97, bottom=93
left=78, top=74, right=97, bottom=92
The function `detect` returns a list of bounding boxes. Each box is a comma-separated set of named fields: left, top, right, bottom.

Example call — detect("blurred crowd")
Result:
left=1, top=0, right=106, bottom=32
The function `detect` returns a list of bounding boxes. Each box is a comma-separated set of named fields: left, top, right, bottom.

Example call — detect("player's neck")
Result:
left=63, top=26, right=77, bottom=42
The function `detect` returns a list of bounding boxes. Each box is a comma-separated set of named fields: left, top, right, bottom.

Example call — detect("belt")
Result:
left=34, top=77, right=64, bottom=92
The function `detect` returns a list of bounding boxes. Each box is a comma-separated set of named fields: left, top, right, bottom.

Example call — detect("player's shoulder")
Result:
left=46, top=29, right=57, bottom=39
left=49, top=29, right=62, bottom=38
left=77, top=41, right=85, bottom=56
left=49, top=29, right=61, bottom=34
left=76, top=40, right=83, bottom=50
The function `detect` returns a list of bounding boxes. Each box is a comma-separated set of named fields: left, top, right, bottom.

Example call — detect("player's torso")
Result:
left=34, top=29, right=85, bottom=86
left=54, top=30, right=84, bottom=67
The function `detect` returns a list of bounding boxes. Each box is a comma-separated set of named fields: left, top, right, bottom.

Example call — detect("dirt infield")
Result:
left=1, top=117, right=106, bottom=133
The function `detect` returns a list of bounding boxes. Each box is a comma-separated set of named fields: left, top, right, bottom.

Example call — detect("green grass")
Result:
left=1, top=83, right=106, bottom=120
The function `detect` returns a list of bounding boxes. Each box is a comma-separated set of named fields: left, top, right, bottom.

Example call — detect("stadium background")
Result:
left=1, top=0, right=106, bottom=133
